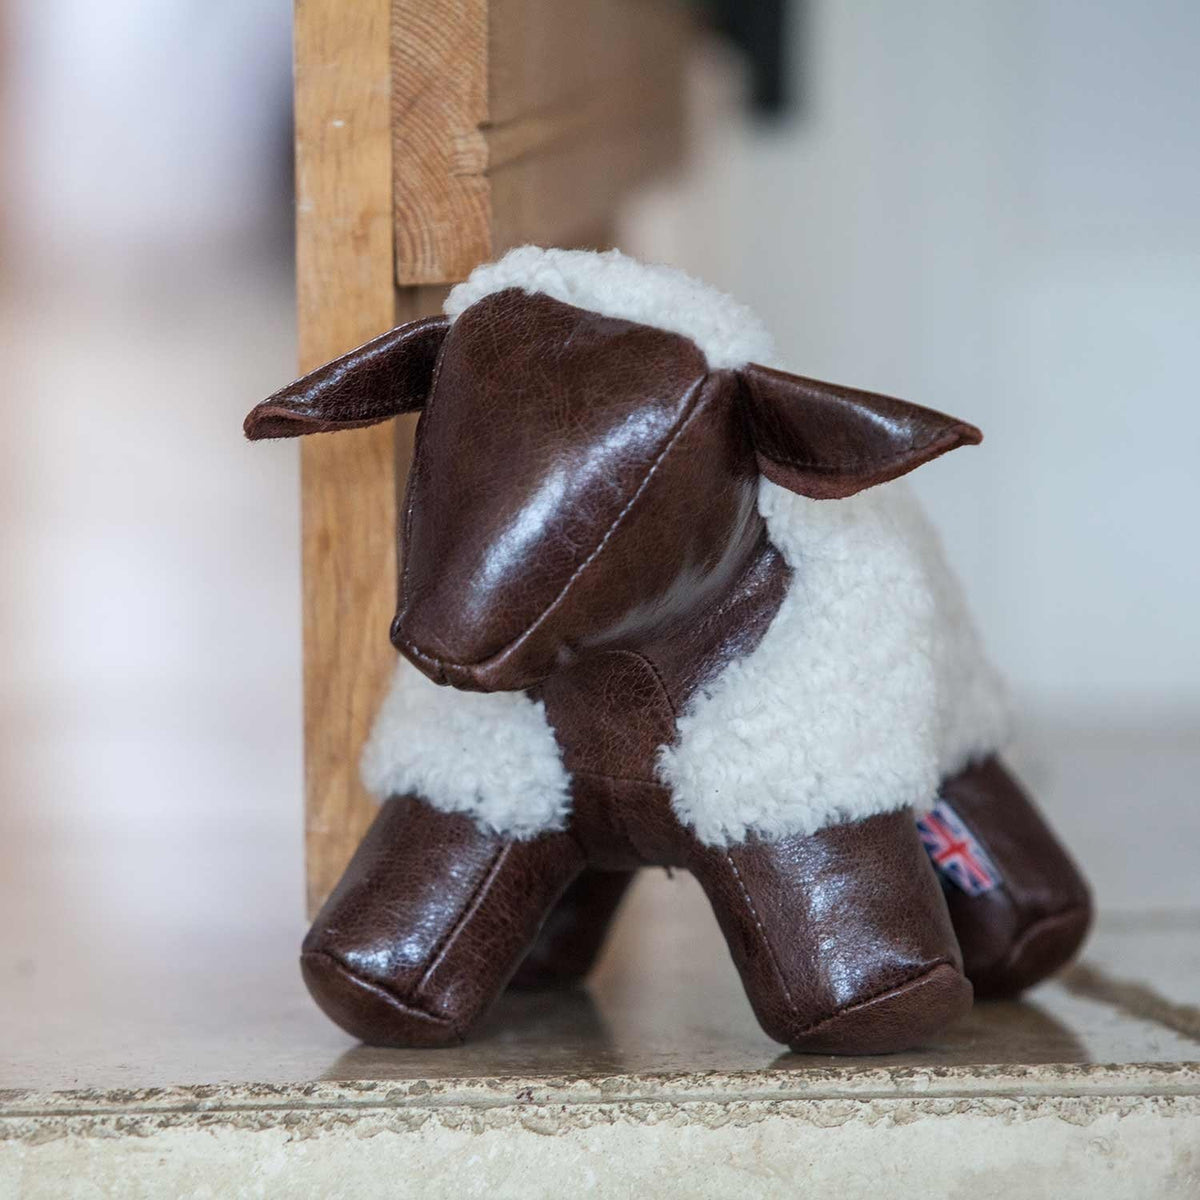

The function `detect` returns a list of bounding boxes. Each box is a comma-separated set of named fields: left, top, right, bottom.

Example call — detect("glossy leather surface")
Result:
left=937, top=756, right=1093, bottom=997
left=302, top=795, right=583, bottom=1046
left=691, top=811, right=972, bottom=1053
left=244, top=315, right=449, bottom=439
left=741, top=362, right=982, bottom=499
left=519, top=756, right=1094, bottom=1002
left=508, top=868, right=636, bottom=991
left=306, top=547, right=970, bottom=1053
left=393, top=290, right=763, bottom=693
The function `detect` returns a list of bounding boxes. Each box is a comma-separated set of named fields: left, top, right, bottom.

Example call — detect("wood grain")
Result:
left=392, top=0, right=490, bottom=284
left=294, top=0, right=401, bottom=914
left=392, top=0, right=691, bottom=284
left=486, top=0, right=690, bottom=253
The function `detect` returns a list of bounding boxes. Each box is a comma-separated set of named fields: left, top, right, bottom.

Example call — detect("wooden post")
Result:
left=294, top=0, right=402, bottom=914
left=298, top=0, right=691, bottom=914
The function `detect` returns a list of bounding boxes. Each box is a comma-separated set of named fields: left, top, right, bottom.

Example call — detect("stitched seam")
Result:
left=725, top=852, right=796, bottom=1009
left=623, top=650, right=678, bottom=721
left=593, top=650, right=678, bottom=863
left=562, top=667, right=654, bottom=861
left=760, top=427, right=962, bottom=473
left=415, top=843, right=509, bottom=998
left=568, top=772, right=662, bottom=868
left=571, top=768, right=667, bottom=788
left=402, top=374, right=713, bottom=670
left=398, top=329, right=453, bottom=613
left=791, top=959, right=956, bottom=1039
left=1003, top=905, right=1090, bottom=968
left=303, top=950, right=454, bottom=1027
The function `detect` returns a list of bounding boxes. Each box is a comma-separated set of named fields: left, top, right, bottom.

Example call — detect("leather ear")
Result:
left=244, top=314, right=451, bottom=440
left=739, top=362, right=982, bottom=499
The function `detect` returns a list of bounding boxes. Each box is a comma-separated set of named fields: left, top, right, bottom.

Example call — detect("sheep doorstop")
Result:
left=246, top=247, right=1091, bottom=1054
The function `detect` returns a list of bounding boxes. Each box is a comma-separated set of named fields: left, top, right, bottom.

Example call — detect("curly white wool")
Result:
left=444, top=245, right=775, bottom=370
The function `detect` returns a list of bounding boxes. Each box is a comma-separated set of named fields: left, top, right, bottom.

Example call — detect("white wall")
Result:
left=7, top=1, right=293, bottom=263
left=0, top=2, right=305, bottom=928
left=627, top=0, right=1200, bottom=720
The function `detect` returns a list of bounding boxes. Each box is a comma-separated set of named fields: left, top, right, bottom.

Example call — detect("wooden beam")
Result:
left=392, top=0, right=490, bottom=284
left=294, top=0, right=401, bottom=915
left=392, top=0, right=690, bottom=285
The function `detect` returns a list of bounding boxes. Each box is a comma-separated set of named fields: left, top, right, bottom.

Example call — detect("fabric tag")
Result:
left=917, top=799, right=1002, bottom=896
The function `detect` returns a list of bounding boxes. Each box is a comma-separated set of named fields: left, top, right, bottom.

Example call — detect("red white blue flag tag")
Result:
left=916, top=799, right=1001, bottom=897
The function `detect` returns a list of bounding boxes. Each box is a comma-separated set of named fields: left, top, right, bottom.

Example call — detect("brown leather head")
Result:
left=394, top=290, right=763, bottom=691
left=245, top=284, right=981, bottom=693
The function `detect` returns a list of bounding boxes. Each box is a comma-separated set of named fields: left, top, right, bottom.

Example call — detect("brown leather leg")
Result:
left=301, top=794, right=585, bottom=1046
left=509, top=868, right=636, bottom=990
left=935, top=756, right=1092, bottom=997
left=690, top=810, right=972, bottom=1055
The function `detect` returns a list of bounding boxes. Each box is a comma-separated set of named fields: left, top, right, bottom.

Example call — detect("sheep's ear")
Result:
left=739, top=362, right=982, bottom=499
left=244, top=314, right=451, bottom=440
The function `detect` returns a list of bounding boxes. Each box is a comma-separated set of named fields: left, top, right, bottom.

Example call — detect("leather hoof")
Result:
left=787, top=963, right=974, bottom=1055
left=970, top=904, right=1092, bottom=1000
left=936, top=757, right=1092, bottom=996
left=300, top=951, right=462, bottom=1048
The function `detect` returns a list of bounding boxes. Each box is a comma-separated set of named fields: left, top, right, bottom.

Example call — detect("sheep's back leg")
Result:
left=930, top=756, right=1092, bottom=997
left=509, top=868, right=637, bottom=990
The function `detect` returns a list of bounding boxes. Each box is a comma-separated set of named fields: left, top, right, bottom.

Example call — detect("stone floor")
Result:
left=2, top=858, right=1198, bottom=1198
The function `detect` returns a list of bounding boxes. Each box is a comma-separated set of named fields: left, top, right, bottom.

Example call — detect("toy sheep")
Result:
left=246, top=247, right=1091, bottom=1054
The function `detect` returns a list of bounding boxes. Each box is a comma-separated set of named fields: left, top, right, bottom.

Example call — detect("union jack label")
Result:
left=916, top=799, right=1001, bottom=896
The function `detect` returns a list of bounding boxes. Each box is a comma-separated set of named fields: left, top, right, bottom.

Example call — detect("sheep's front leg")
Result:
left=689, top=810, right=973, bottom=1055
left=301, top=795, right=584, bottom=1046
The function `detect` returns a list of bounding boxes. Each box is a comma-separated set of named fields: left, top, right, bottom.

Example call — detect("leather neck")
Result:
left=635, top=525, right=793, bottom=718
left=535, top=522, right=794, bottom=867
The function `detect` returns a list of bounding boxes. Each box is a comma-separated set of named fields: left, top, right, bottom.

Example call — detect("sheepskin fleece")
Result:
left=444, top=245, right=775, bottom=370
left=361, top=247, right=1010, bottom=843
left=360, top=662, right=571, bottom=837
left=657, top=479, right=1011, bottom=845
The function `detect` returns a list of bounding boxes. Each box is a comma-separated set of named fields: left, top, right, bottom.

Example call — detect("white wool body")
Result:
left=360, top=661, right=572, bottom=838
left=361, top=246, right=1010, bottom=843
left=657, top=479, right=1010, bottom=845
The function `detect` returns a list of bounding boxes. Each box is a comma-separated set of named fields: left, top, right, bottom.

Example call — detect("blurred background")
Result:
left=1, top=0, right=1197, bottom=1026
